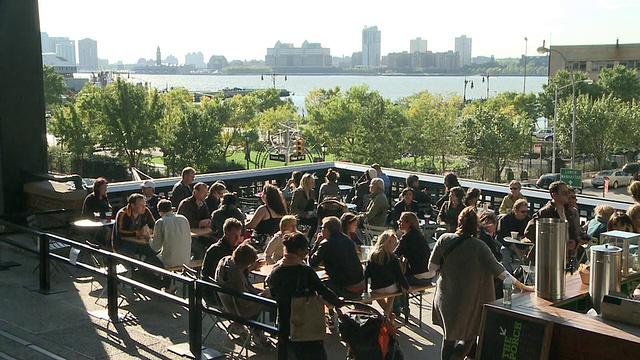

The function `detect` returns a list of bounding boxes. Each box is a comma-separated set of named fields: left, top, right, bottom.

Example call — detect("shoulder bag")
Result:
left=289, top=266, right=326, bottom=342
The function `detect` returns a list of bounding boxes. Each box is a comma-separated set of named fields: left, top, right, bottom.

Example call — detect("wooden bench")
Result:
left=356, top=284, right=435, bottom=328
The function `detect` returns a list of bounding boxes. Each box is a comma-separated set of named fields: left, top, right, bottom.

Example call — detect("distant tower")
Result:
left=362, top=26, right=381, bottom=68
left=410, top=37, right=428, bottom=53
left=156, top=46, right=161, bottom=66
left=454, top=35, right=472, bottom=67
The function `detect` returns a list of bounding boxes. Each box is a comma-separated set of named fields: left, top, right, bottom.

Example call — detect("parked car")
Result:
left=520, top=182, right=538, bottom=189
left=591, top=170, right=633, bottom=189
left=533, top=129, right=554, bottom=141
left=622, top=162, right=640, bottom=180
left=536, top=173, right=560, bottom=190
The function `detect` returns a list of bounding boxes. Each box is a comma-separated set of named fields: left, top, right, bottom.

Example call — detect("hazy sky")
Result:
left=39, top=0, right=639, bottom=64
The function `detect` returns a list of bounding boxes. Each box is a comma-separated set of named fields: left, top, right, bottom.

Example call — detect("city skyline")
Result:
left=39, top=0, right=640, bottom=65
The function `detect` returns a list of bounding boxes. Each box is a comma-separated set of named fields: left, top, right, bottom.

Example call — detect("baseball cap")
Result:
left=140, top=180, right=155, bottom=188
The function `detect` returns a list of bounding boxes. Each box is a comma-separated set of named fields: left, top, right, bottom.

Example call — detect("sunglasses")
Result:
left=510, top=187, right=521, bottom=190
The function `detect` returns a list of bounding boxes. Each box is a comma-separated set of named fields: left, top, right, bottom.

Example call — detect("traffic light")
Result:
left=295, top=137, right=305, bottom=156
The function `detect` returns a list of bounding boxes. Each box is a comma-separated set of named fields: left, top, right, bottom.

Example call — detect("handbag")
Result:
left=289, top=267, right=326, bottom=342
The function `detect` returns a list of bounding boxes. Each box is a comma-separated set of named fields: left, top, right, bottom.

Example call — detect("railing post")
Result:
left=38, top=233, right=50, bottom=291
left=106, top=255, right=119, bottom=321
left=189, top=279, right=202, bottom=359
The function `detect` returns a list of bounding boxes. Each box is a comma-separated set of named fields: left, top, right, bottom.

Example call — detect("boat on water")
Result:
left=192, top=87, right=290, bottom=101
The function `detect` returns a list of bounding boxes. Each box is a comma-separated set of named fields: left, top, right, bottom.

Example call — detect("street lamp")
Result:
left=463, top=76, right=474, bottom=105
left=321, top=142, right=328, bottom=161
left=551, top=79, right=593, bottom=173
left=244, top=133, right=250, bottom=169
left=538, top=45, right=579, bottom=168
left=523, top=37, right=528, bottom=93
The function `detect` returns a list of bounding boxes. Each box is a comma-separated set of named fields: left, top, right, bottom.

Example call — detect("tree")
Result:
left=538, top=70, right=594, bottom=119
left=598, top=65, right=640, bottom=102
left=78, top=78, right=163, bottom=168
left=42, top=65, right=66, bottom=108
left=459, top=100, right=530, bottom=182
left=47, top=103, right=96, bottom=174
left=557, top=94, right=629, bottom=170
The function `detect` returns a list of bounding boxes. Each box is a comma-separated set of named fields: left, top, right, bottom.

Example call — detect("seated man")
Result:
left=215, top=241, right=269, bottom=346
left=359, top=178, right=389, bottom=227
left=496, top=198, right=531, bottom=273
left=310, top=216, right=365, bottom=299
left=201, top=218, right=244, bottom=283
left=141, top=179, right=161, bottom=220
left=149, top=199, right=192, bottom=269
left=112, top=193, right=162, bottom=267
left=178, top=182, right=212, bottom=259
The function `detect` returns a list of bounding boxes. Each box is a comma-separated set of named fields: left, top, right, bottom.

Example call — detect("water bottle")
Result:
left=503, top=274, right=513, bottom=306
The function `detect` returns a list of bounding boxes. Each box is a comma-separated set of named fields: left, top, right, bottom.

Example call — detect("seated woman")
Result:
left=317, top=168, right=342, bottom=203
left=246, top=184, right=288, bottom=248
left=608, top=211, right=634, bottom=232
left=437, top=186, right=465, bottom=233
left=290, top=173, right=318, bottom=237
left=340, top=212, right=364, bottom=249
left=390, top=187, right=420, bottom=229
left=264, top=215, right=297, bottom=265
left=394, top=212, right=433, bottom=286
left=211, top=193, right=245, bottom=239
left=499, top=180, right=527, bottom=215
left=586, top=205, right=615, bottom=240
left=364, top=230, right=410, bottom=321
left=205, top=181, right=226, bottom=213
left=215, top=240, right=269, bottom=347
left=463, top=187, right=482, bottom=208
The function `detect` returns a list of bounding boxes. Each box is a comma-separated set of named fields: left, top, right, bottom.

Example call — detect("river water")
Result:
left=127, top=74, right=548, bottom=111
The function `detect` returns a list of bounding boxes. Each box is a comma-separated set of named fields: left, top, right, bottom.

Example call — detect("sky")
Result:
left=38, top=0, right=640, bottom=65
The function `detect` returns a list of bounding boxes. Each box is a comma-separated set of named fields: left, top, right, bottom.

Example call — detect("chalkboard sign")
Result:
left=477, top=305, right=553, bottom=360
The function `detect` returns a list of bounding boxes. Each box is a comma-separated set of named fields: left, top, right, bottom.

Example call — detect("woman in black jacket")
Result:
left=390, top=187, right=421, bottom=229
left=267, top=232, right=342, bottom=360
left=394, top=212, right=433, bottom=286
left=365, top=230, right=410, bottom=320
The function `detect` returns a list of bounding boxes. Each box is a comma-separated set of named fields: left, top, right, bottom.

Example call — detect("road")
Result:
left=580, top=181, right=633, bottom=202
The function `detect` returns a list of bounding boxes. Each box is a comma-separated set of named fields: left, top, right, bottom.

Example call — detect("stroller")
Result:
left=336, top=301, right=404, bottom=360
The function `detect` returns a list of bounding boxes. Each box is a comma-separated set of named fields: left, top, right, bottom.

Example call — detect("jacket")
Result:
left=149, top=212, right=191, bottom=268
left=394, top=228, right=431, bottom=276
left=365, top=255, right=409, bottom=291
left=177, top=195, right=210, bottom=228
left=112, top=204, right=155, bottom=252
left=309, top=232, right=364, bottom=288
left=290, top=187, right=315, bottom=218
left=524, top=200, right=580, bottom=243
left=362, top=188, right=389, bottom=227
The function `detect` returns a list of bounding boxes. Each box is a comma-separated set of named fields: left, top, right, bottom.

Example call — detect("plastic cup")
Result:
left=510, top=231, right=519, bottom=240
left=106, top=212, right=112, bottom=222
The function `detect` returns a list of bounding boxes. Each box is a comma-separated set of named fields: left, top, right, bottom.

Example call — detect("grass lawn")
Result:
left=149, top=152, right=339, bottom=169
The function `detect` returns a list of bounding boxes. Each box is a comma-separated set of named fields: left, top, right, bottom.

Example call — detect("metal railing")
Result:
left=0, top=215, right=278, bottom=359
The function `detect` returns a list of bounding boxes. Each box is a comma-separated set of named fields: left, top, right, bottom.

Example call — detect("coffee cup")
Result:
left=105, top=212, right=112, bottom=222
left=510, top=231, right=519, bottom=240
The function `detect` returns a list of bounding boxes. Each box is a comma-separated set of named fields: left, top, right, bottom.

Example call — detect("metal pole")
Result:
left=106, top=255, right=119, bottom=321
left=570, top=70, right=577, bottom=169
left=524, top=37, right=528, bottom=93
left=188, top=280, right=203, bottom=359
left=552, top=86, right=558, bottom=173
left=285, top=122, right=290, bottom=166
left=38, top=233, right=50, bottom=292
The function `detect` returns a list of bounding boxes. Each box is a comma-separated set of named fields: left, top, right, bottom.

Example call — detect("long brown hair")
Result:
left=456, top=206, right=479, bottom=237
left=263, top=184, right=287, bottom=216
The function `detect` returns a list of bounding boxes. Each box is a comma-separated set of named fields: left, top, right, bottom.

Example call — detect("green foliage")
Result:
left=48, top=103, right=96, bottom=173
left=597, top=65, right=640, bottom=102
left=82, top=155, right=130, bottom=181
left=77, top=79, right=163, bottom=168
left=42, top=65, right=66, bottom=108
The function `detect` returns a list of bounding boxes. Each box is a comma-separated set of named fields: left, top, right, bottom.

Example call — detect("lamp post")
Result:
left=321, top=142, right=328, bottom=161
left=482, top=74, right=490, bottom=99
left=523, top=37, right=528, bottom=93
left=261, top=72, right=287, bottom=88
left=463, top=76, right=474, bottom=105
left=244, top=133, right=250, bottom=169
left=552, top=80, right=593, bottom=173
left=537, top=45, right=579, bottom=168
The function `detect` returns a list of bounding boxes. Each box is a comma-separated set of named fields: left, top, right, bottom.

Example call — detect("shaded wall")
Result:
left=0, top=0, right=48, bottom=215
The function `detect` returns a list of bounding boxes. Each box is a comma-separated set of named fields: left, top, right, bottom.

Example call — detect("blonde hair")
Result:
left=300, top=173, right=314, bottom=199
left=594, top=204, right=615, bottom=219
left=279, top=215, right=297, bottom=232
left=370, top=230, right=397, bottom=265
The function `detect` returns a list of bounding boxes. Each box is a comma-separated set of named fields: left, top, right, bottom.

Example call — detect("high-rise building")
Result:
left=40, top=32, right=51, bottom=52
left=455, top=35, right=472, bottom=67
left=362, top=26, right=381, bottom=68
left=78, top=38, right=98, bottom=70
left=265, top=41, right=332, bottom=67
left=185, top=52, right=205, bottom=68
left=410, top=37, right=428, bottom=53
left=156, top=46, right=161, bottom=66
left=50, top=37, right=76, bottom=64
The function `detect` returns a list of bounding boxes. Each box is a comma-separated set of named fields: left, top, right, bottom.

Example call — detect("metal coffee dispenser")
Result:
left=589, top=244, right=622, bottom=313
left=600, top=230, right=640, bottom=276
left=536, top=218, right=568, bottom=301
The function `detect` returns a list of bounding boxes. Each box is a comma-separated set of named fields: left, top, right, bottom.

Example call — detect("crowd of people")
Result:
left=80, top=164, right=640, bottom=360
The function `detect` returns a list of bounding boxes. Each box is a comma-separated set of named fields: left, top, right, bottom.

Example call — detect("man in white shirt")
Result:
left=149, top=199, right=192, bottom=269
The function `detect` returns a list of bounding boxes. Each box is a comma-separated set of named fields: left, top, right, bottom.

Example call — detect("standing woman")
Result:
left=499, top=180, right=527, bottom=215
left=267, top=232, right=342, bottom=360
left=437, top=186, right=466, bottom=233
left=429, top=207, right=533, bottom=360
left=394, top=212, right=433, bottom=286
left=436, top=173, right=461, bottom=210
left=365, top=230, right=410, bottom=320
left=246, top=184, right=288, bottom=246
left=290, top=173, right=318, bottom=237
left=318, top=168, right=342, bottom=202
left=478, top=210, right=503, bottom=299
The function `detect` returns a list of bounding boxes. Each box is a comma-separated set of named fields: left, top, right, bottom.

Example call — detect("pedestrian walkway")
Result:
left=0, top=240, right=443, bottom=359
